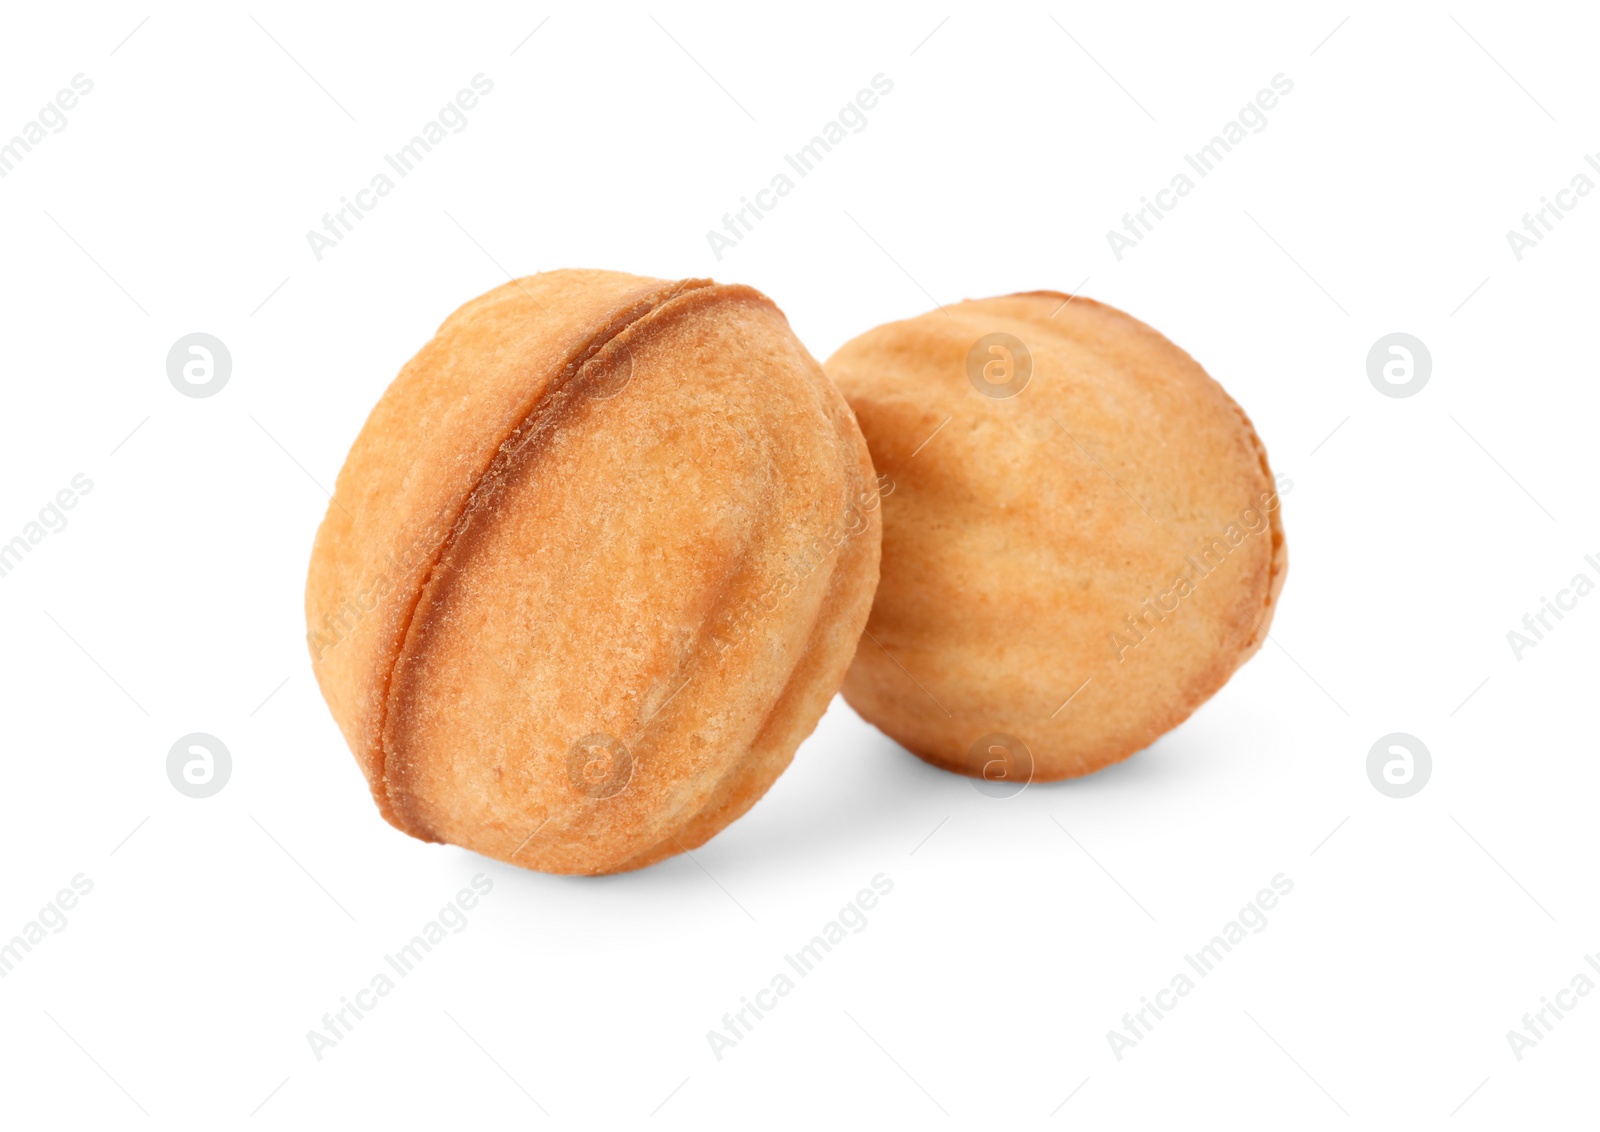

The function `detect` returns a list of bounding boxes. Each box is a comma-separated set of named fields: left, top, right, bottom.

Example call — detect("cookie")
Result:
left=826, top=291, right=1286, bottom=781
left=306, top=270, right=880, bottom=874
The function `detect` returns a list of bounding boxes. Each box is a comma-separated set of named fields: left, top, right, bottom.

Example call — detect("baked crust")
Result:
left=827, top=291, right=1286, bottom=780
left=306, top=270, right=880, bottom=874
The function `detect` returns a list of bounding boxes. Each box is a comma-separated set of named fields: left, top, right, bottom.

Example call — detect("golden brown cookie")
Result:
left=827, top=291, right=1286, bottom=782
left=306, top=269, right=880, bottom=874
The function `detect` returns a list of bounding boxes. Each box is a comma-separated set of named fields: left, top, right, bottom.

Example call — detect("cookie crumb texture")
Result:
left=306, top=270, right=880, bottom=874
left=828, top=292, right=1286, bottom=780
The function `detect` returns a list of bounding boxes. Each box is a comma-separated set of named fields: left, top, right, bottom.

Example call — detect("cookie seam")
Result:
left=374, top=281, right=783, bottom=843
left=367, top=277, right=710, bottom=835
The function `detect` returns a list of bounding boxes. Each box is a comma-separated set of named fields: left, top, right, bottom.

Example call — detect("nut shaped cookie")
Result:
left=306, top=270, right=881, bottom=874
left=827, top=292, right=1286, bottom=781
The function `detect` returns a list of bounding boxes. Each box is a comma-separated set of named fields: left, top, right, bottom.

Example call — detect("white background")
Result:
left=0, top=1, right=1595, bottom=1128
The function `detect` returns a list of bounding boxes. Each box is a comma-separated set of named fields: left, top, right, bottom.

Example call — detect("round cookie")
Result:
left=826, top=291, right=1286, bottom=781
left=306, top=269, right=881, bottom=875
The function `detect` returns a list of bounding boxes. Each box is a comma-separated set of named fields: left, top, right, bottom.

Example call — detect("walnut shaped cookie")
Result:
left=827, top=292, right=1286, bottom=782
left=306, top=270, right=881, bottom=874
